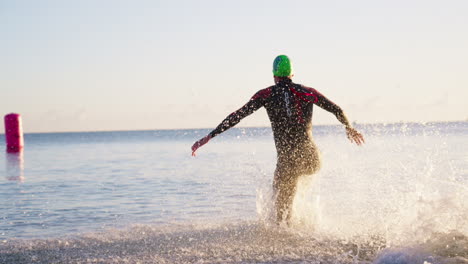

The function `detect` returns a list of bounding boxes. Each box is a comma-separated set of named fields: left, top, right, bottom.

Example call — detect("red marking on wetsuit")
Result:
left=252, top=87, right=272, bottom=100
left=294, top=98, right=305, bottom=123
left=289, top=87, right=319, bottom=124
left=290, top=87, right=318, bottom=103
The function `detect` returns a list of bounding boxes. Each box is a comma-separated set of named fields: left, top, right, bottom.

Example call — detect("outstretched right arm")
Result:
left=307, top=87, right=365, bottom=146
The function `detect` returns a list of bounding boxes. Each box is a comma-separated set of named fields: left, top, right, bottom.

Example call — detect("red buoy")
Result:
left=4, top=113, right=24, bottom=152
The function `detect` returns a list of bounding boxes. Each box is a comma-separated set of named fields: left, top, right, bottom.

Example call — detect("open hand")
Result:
left=346, top=127, right=365, bottom=146
left=191, top=135, right=212, bottom=156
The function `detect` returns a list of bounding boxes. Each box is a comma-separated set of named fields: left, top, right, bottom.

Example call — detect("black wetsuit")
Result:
left=208, top=78, right=346, bottom=221
left=209, top=78, right=344, bottom=157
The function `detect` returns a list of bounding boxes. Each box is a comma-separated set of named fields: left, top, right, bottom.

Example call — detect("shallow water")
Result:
left=0, top=122, right=467, bottom=263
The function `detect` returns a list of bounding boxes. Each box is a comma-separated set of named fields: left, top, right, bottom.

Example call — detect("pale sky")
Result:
left=1, top=0, right=467, bottom=133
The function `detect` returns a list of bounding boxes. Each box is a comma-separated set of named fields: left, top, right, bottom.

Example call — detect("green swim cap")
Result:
left=273, top=55, right=293, bottom=77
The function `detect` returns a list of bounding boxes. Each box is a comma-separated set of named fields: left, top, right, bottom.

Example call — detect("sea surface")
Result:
left=0, top=122, right=467, bottom=264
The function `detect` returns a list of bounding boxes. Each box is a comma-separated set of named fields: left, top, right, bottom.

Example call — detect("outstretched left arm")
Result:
left=191, top=89, right=268, bottom=156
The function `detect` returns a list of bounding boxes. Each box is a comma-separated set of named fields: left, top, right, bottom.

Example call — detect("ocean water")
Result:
left=0, top=122, right=467, bottom=264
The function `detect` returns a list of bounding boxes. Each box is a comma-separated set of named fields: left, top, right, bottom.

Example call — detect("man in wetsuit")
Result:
left=191, top=55, right=364, bottom=223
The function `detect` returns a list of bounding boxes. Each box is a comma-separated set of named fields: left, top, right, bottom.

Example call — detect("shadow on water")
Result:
left=1, top=222, right=467, bottom=264
left=0, top=222, right=385, bottom=264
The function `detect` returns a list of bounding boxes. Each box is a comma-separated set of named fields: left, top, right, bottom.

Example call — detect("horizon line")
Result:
left=1, top=119, right=466, bottom=135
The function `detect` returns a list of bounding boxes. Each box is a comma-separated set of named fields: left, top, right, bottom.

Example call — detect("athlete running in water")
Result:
left=191, top=55, right=365, bottom=223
